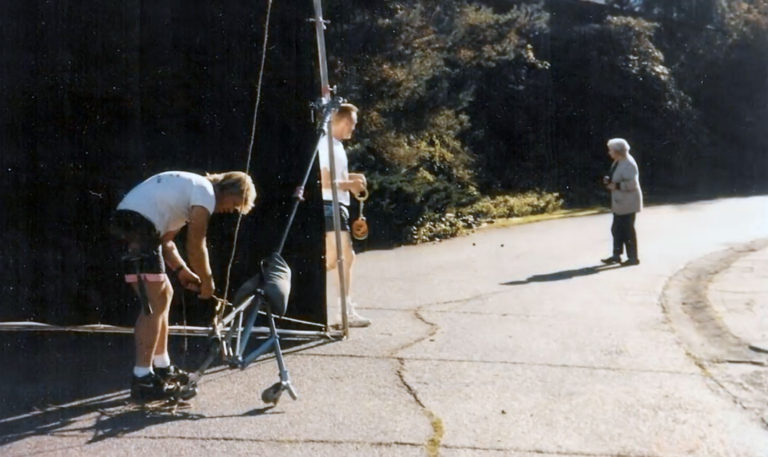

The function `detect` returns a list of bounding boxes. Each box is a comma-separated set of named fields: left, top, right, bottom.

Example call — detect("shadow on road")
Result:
left=82, top=403, right=277, bottom=444
left=501, top=264, right=623, bottom=286
left=0, top=332, right=329, bottom=447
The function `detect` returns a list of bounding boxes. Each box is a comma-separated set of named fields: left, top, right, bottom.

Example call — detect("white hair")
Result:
left=607, top=138, right=630, bottom=155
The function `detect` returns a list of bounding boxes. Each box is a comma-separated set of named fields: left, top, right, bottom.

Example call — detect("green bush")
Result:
left=407, top=191, right=563, bottom=244
left=460, top=192, right=564, bottom=220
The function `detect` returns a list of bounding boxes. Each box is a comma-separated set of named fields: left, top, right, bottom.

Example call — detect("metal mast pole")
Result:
left=312, top=0, right=349, bottom=338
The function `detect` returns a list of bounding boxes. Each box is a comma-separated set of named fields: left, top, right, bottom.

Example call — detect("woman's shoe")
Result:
left=601, top=256, right=621, bottom=264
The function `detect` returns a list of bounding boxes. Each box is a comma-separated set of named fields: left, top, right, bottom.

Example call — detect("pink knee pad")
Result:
left=124, top=273, right=167, bottom=283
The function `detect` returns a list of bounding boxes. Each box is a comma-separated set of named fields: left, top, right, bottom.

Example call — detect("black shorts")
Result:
left=324, top=203, right=350, bottom=232
left=110, top=210, right=166, bottom=277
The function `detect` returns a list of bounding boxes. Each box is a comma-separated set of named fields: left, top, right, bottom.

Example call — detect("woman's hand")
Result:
left=177, top=266, right=202, bottom=291
left=606, top=183, right=617, bottom=191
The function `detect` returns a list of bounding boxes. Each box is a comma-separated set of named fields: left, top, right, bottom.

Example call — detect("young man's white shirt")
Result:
left=117, top=171, right=216, bottom=234
left=317, top=135, right=350, bottom=206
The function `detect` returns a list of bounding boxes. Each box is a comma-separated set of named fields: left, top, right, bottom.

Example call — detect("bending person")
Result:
left=111, top=171, right=256, bottom=401
left=601, top=138, right=642, bottom=266
left=319, top=103, right=371, bottom=328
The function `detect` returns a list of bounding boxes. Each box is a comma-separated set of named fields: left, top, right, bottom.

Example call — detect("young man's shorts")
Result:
left=323, top=202, right=350, bottom=232
left=110, top=209, right=166, bottom=282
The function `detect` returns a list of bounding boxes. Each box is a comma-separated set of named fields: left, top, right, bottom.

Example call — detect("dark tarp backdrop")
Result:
left=0, top=2, right=327, bottom=327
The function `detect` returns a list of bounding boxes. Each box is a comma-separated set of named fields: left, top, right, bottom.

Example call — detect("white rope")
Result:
left=222, top=0, right=274, bottom=303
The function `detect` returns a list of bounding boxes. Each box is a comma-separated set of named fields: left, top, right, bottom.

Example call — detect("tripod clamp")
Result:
left=311, top=95, right=345, bottom=135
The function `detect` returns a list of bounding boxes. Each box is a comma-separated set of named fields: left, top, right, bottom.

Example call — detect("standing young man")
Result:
left=318, top=103, right=371, bottom=328
left=111, top=170, right=256, bottom=401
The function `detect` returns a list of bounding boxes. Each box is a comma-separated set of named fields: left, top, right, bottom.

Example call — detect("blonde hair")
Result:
left=206, top=171, right=257, bottom=214
left=333, top=103, right=359, bottom=123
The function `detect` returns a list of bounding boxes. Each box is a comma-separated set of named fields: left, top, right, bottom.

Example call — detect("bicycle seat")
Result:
left=232, top=253, right=291, bottom=316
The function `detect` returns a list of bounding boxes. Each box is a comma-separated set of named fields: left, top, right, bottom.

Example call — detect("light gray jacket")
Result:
left=610, top=153, right=643, bottom=215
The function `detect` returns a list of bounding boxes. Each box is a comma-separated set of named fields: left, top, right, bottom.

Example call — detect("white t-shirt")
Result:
left=117, top=171, right=216, bottom=234
left=317, top=135, right=350, bottom=206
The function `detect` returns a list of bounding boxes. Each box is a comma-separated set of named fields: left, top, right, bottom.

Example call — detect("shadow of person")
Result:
left=0, top=389, right=282, bottom=447
left=0, top=330, right=320, bottom=447
left=501, top=264, right=623, bottom=286
left=86, top=402, right=206, bottom=443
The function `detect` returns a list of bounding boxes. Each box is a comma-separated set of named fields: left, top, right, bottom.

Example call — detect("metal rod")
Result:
left=270, top=312, right=288, bottom=376
left=235, top=311, right=244, bottom=356
left=312, top=0, right=349, bottom=338
left=242, top=335, right=276, bottom=367
left=239, top=296, right=264, bottom=356
left=0, top=321, right=332, bottom=339
left=222, top=295, right=256, bottom=326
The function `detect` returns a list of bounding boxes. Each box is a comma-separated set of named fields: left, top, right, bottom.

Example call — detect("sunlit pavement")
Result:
left=3, top=197, right=768, bottom=456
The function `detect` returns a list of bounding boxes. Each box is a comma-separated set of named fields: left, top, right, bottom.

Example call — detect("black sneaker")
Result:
left=156, top=366, right=198, bottom=401
left=601, top=256, right=621, bottom=265
left=155, top=365, right=190, bottom=385
left=622, top=258, right=640, bottom=266
left=130, top=373, right=180, bottom=402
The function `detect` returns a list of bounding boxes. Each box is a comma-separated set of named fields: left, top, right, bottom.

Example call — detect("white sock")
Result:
left=133, top=366, right=153, bottom=378
left=153, top=353, right=171, bottom=368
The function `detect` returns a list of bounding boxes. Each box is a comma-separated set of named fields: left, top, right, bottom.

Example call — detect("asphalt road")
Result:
left=3, top=197, right=768, bottom=456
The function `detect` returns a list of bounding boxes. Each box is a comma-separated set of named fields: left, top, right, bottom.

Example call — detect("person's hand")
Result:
left=177, top=267, right=201, bottom=291
left=199, top=276, right=215, bottom=299
left=349, top=173, right=367, bottom=187
left=606, top=183, right=617, bottom=191
left=348, top=175, right=367, bottom=195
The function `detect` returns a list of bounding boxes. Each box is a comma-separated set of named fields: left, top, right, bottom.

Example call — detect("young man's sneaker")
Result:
left=130, top=373, right=180, bottom=402
left=348, top=309, right=372, bottom=328
left=155, top=365, right=190, bottom=385
left=622, top=258, right=640, bottom=266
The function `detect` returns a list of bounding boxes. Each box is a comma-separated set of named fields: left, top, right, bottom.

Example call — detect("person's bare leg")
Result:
left=153, top=312, right=170, bottom=358
left=325, top=232, right=342, bottom=326
left=325, top=232, right=337, bottom=271
left=134, top=278, right=173, bottom=369
left=339, top=232, right=370, bottom=326
left=340, top=232, right=355, bottom=299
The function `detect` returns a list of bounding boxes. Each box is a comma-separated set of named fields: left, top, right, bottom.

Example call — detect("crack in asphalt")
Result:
left=361, top=290, right=510, bottom=312
left=716, top=359, right=768, bottom=367
left=439, top=443, right=668, bottom=457
left=38, top=433, right=425, bottom=449
left=16, top=434, right=666, bottom=457
left=358, top=307, right=551, bottom=318
left=388, top=303, right=446, bottom=457
left=296, top=352, right=701, bottom=377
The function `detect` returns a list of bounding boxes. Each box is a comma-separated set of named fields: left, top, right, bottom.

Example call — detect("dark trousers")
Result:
left=611, top=213, right=638, bottom=260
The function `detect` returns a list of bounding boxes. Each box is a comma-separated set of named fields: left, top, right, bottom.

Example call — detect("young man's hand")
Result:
left=199, top=277, right=216, bottom=299
left=347, top=174, right=367, bottom=195
left=177, top=267, right=202, bottom=291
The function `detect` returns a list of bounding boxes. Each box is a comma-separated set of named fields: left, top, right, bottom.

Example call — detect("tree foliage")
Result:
left=323, top=0, right=768, bottom=243
left=327, top=1, right=552, bottom=242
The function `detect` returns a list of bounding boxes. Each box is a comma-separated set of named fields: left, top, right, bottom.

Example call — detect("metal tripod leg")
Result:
left=270, top=310, right=298, bottom=400
left=259, top=309, right=298, bottom=404
left=189, top=337, right=220, bottom=385
left=238, top=294, right=264, bottom=360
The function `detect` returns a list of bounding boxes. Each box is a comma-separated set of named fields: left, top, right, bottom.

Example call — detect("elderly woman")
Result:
left=601, top=138, right=643, bottom=266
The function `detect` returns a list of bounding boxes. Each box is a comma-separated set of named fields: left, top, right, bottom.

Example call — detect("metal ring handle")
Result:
left=354, top=188, right=369, bottom=202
